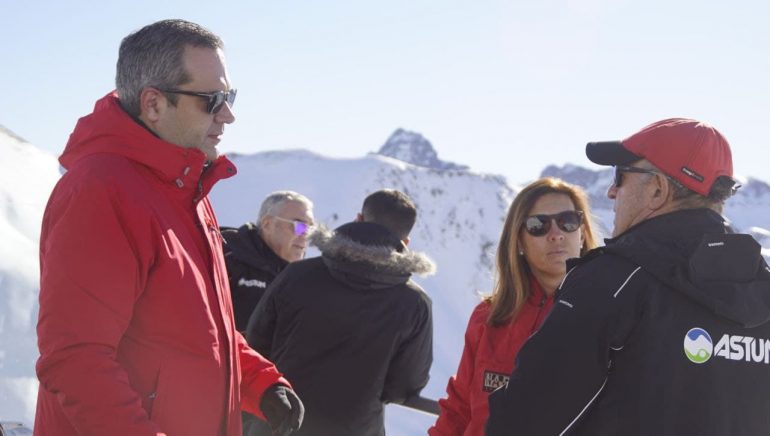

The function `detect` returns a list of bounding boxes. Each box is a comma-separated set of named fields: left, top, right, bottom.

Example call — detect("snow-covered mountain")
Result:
left=0, top=125, right=61, bottom=425
left=376, top=128, right=469, bottom=171
left=1, top=125, right=769, bottom=432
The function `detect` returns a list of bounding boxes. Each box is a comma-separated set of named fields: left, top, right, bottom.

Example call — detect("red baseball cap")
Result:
left=585, top=118, right=734, bottom=196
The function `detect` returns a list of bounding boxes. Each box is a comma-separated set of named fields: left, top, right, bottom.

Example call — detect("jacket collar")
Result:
left=310, top=222, right=435, bottom=289
left=601, top=208, right=770, bottom=327
left=221, top=223, right=288, bottom=273
left=602, top=209, right=729, bottom=277
left=526, top=274, right=551, bottom=306
left=59, top=92, right=237, bottom=200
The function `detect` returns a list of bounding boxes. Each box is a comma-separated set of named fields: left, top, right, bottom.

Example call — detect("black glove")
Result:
left=260, top=384, right=304, bottom=436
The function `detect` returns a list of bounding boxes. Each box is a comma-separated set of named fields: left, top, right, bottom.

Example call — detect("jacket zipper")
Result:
left=193, top=178, right=204, bottom=204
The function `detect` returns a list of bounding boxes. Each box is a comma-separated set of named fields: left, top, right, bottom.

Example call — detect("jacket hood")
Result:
left=605, top=208, right=770, bottom=327
left=60, top=92, right=236, bottom=199
left=221, top=223, right=288, bottom=274
left=310, top=222, right=436, bottom=290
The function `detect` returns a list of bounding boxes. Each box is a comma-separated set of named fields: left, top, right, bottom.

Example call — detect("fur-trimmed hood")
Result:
left=310, top=222, right=435, bottom=289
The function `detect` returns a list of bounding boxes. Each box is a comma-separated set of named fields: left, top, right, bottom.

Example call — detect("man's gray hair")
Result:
left=116, top=19, right=224, bottom=117
left=257, top=191, right=314, bottom=223
left=667, top=176, right=738, bottom=214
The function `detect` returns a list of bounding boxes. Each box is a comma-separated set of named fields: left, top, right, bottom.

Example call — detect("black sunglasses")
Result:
left=613, top=165, right=659, bottom=188
left=524, top=210, right=583, bottom=237
left=159, top=88, right=237, bottom=114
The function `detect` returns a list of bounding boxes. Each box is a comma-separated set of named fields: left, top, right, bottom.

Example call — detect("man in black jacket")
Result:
left=247, top=189, right=435, bottom=436
left=221, top=190, right=314, bottom=333
left=224, top=191, right=314, bottom=436
left=487, top=118, right=770, bottom=435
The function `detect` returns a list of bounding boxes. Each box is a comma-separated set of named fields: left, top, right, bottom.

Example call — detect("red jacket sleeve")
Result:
left=36, top=176, right=164, bottom=435
left=429, top=304, right=486, bottom=436
left=236, top=332, right=291, bottom=419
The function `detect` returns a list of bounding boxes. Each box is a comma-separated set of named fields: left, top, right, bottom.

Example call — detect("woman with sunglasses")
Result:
left=429, top=177, right=599, bottom=436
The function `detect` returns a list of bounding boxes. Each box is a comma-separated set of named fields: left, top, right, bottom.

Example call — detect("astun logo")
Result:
left=684, top=328, right=713, bottom=364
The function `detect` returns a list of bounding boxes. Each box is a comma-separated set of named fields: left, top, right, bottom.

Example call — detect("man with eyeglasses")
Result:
left=221, top=191, right=314, bottom=435
left=220, top=191, right=315, bottom=435
left=34, top=20, right=303, bottom=436
left=486, top=118, right=770, bottom=435
left=221, top=191, right=315, bottom=333
left=246, top=189, right=435, bottom=436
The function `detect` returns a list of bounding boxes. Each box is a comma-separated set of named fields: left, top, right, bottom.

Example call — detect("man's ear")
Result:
left=138, top=87, right=167, bottom=123
left=647, top=172, right=671, bottom=211
left=259, top=215, right=272, bottom=233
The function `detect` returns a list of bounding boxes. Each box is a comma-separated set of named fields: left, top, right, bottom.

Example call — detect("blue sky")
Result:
left=2, top=0, right=768, bottom=185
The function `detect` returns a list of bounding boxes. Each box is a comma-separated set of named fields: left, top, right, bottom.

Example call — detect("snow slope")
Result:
left=0, top=126, right=60, bottom=424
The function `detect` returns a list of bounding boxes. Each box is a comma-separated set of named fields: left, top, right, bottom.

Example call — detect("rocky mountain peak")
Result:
left=376, top=128, right=468, bottom=171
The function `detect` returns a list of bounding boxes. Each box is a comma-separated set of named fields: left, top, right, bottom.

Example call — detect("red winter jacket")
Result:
left=34, top=93, right=288, bottom=436
left=429, top=276, right=554, bottom=436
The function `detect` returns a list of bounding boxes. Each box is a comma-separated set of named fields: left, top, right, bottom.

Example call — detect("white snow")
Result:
left=0, top=127, right=60, bottom=424
left=1, top=125, right=769, bottom=432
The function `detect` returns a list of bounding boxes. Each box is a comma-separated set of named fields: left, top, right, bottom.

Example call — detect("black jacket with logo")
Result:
left=221, top=223, right=288, bottom=332
left=246, top=222, right=435, bottom=436
left=487, top=208, right=770, bottom=436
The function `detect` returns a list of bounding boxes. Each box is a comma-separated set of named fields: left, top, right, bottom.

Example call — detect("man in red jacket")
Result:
left=34, top=19, right=303, bottom=436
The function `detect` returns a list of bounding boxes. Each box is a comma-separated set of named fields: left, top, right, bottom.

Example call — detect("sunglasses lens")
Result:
left=556, top=211, right=582, bottom=232
left=293, top=221, right=309, bottom=236
left=524, top=211, right=582, bottom=236
left=208, top=92, right=225, bottom=114
left=227, top=89, right=237, bottom=106
left=525, top=216, right=550, bottom=236
left=614, top=167, right=623, bottom=187
left=209, top=90, right=237, bottom=114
